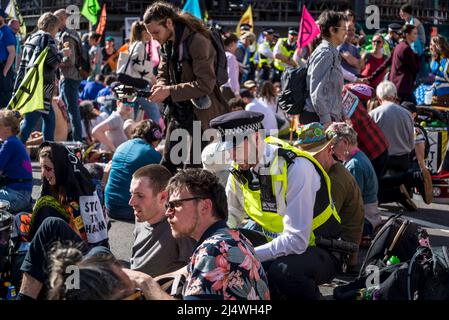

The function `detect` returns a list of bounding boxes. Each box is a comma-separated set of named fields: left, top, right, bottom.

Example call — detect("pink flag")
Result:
left=298, top=6, right=320, bottom=49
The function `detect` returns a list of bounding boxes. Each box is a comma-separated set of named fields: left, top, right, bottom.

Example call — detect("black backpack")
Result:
left=183, top=27, right=228, bottom=87
left=277, top=64, right=308, bottom=115
left=78, top=42, right=92, bottom=79
left=334, top=246, right=449, bottom=300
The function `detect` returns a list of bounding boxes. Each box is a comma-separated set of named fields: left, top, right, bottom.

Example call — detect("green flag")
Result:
left=8, top=48, right=49, bottom=115
left=81, top=0, right=101, bottom=25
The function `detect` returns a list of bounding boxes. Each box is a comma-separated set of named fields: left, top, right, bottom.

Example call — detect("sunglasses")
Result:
left=165, top=196, right=208, bottom=210
left=373, top=40, right=383, bottom=44
left=122, top=101, right=136, bottom=107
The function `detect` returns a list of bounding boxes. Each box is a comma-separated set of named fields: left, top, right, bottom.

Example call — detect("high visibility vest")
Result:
left=274, top=38, right=297, bottom=72
left=258, top=41, right=275, bottom=68
left=230, top=136, right=341, bottom=246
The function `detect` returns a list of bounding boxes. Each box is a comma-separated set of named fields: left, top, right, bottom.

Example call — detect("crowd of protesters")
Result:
left=1, top=1, right=449, bottom=300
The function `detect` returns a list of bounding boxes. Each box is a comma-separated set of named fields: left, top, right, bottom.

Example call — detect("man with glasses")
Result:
left=209, top=110, right=342, bottom=299
left=125, top=168, right=270, bottom=300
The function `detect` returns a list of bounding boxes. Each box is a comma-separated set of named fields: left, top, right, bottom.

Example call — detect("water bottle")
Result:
left=424, top=89, right=433, bottom=105
left=387, top=255, right=400, bottom=266
left=6, top=285, right=16, bottom=300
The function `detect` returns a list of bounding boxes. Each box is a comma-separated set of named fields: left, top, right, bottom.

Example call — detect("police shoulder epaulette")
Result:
left=276, top=148, right=297, bottom=167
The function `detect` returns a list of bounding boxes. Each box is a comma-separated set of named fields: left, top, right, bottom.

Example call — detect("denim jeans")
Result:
left=20, top=108, right=55, bottom=143
left=60, top=79, right=82, bottom=141
left=0, top=187, right=32, bottom=213
left=134, top=97, right=161, bottom=123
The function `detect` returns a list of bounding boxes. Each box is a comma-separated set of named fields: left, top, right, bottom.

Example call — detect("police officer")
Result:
left=209, top=111, right=342, bottom=299
left=257, top=27, right=276, bottom=85
left=384, top=23, right=402, bottom=57
left=273, top=27, right=299, bottom=82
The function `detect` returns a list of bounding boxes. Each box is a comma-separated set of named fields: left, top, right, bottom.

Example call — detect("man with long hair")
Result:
left=142, top=1, right=229, bottom=174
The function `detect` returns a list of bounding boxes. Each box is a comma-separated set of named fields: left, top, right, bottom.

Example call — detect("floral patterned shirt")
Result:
left=183, top=221, right=270, bottom=300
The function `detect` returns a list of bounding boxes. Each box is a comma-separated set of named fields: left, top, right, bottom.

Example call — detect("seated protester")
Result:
left=0, top=110, right=33, bottom=213
left=47, top=242, right=144, bottom=300
left=294, top=123, right=364, bottom=270
left=429, top=35, right=449, bottom=107
left=92, top=89, right=134, bottom=152
left=16, top=143, right=109, bottom=300
left=212, top=111, right=342, bottom=300
left=104, top=120, right=163, bottom=220
left=17, top=219, right=112, bottom=300
left=80, top=74, right=105, bottom=102
left=27, top=142, right=108, bottom=244
left=130, top=165, right=195, bottom=277
left=96, top=79, right=119, bottom=115
left=48, top=242, right=188, bottom=300
left=79, top=100, right=108, bottom=146
left=228, top=97, right=246, bottom=112
left=123, top=169, right=270, bottom=300
left=343, top=84, right=389, bottom=181
left=370, top=81, right=432, bottom=209
left=326, top=123, right=383, bottom=238
left=259, top=80, right=289, bottom=134
left=241, top=89, right=278, bottom=134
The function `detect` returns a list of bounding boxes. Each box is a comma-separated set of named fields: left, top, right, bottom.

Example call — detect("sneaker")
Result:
left=398, top=184, right=418, bottom=211
left=413, top=169, right=433, bottom=204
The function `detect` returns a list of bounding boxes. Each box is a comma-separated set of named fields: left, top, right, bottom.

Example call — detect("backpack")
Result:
left=61, top=30, right=91, bottom=79
left=334, top=245, right=449, bottom=300
left=78, top=42, right=92, bottom=79
left=277, top=64, right=308, bottom=115
left=359, top=214, right=420, bottom=273
left=183, top=27, right=228, bottom=87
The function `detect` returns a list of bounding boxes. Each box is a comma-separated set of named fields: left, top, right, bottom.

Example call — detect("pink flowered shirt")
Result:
left=183, top=221, right=270, bottom=300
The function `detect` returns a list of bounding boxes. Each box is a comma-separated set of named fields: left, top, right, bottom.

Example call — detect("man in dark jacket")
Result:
left=143, top=1, right=229, bottom=174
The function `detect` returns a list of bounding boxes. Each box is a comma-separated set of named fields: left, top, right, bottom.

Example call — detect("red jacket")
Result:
left=367, top=41, right=420, bottom=96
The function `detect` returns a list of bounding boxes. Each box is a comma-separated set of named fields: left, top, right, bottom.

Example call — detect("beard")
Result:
left=170, top=208, right=200, bottom=239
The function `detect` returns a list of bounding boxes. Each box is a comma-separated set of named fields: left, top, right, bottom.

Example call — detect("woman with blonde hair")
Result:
left=14, top=12, right=71, bottom=144
left=430, top=35, right=449, bottom=106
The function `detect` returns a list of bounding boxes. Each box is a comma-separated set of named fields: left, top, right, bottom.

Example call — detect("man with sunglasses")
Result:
left=92, top=87, right=135, bottom=152
left=125, top=168, right=270, bottom=300
left=209, top=110, right=342, bottom=299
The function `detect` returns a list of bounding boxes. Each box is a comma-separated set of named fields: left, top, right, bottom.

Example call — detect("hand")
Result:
left=356, top=77, right=369, bottom=84
left=149, top=85, right=170, bottom=103
left=323, top=121, right=332, bottom=130
left=2, top=68, right=7, bottom=77
left=122, top=268, right=171, bottom=300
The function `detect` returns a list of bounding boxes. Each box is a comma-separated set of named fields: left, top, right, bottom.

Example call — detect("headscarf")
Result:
left=39, top=142, right=95, bottom=201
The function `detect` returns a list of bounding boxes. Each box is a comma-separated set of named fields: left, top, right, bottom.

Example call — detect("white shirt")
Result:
left=245, top=99, right=278, bottom=134
left=226, top=143, right=321, bottom=262
left=258, top=40, right=274, bottom=63
left=224, top=51, right=240, bottom=95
